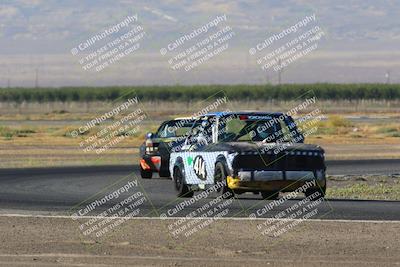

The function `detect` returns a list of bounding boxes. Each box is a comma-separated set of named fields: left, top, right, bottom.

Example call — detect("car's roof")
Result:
left=204, top=111, right=285, bottom=117
left=173, top=117, right=195, bottom=121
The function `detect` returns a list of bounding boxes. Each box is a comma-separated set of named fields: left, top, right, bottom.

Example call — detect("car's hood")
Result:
left=150, top=137, right=181, bottom=143
left=208, top=141, right=324, bottom=153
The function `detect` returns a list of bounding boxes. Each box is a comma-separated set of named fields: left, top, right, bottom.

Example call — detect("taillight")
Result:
left=151, top=156, right=161, bottom=170
left=140, top=159, right=151, bottom=170
left=151, top=156, right=161, bottom=165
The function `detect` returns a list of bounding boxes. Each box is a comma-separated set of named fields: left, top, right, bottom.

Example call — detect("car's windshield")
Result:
left=218, top=114, right=299, bottom=143
left=156, top=119, right=193, bottom=138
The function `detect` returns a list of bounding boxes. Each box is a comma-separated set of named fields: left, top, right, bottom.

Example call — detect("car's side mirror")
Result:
left=145, top=132, right=154, bottom=139
left=181, top=136, right=196, bottom=151
left=181, top=143, right=191, bottom=151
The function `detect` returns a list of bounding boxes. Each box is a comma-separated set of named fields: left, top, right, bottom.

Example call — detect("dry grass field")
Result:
left=0, top=100, right=399, bottom=168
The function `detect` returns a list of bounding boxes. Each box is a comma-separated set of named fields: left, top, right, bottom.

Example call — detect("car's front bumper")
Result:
left=227, top=170, right=326, bottom=192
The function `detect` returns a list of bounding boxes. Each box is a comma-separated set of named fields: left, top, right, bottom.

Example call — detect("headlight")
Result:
left=238, top=171, right=252, bottom=181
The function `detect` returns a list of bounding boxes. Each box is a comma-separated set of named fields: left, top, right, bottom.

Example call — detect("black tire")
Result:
left=159, top=170, right=171, bottom=178
left=261, top=191, right=279, bottom=200
left=305, top=185, right=326, bottom=200
left=173, top=167, right=193, bottom=198
left=140, top=165, right=152, bottom=179
left=214, top=162, right=234, bottom=199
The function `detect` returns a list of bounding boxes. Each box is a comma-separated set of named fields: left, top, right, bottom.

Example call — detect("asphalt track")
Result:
left=0, top=159, right=399, bottom=221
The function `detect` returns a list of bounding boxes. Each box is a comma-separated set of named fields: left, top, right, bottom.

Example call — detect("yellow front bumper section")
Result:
left=226, top=176, right=325, bottom=192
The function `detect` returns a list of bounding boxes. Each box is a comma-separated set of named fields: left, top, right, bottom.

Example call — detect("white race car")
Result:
left=169, top=112, right=326, bottom=200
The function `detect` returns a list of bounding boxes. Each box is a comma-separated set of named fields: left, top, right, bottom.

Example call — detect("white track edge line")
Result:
left=0, top=213, right=399, bottom=223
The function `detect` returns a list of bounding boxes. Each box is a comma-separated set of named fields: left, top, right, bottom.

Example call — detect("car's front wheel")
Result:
left=261, top=191, right=279, bottom=200
left=173, top=167, right=193, bottom=198
left=214, top=162, right=234, bottom=199
left=305, top=185, right=326, bottom=200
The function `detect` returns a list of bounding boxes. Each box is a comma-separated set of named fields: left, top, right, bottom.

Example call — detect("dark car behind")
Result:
left=139, top=117, right=194, bottom=178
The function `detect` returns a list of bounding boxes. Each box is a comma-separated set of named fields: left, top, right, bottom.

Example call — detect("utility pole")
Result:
left=278, top=58, right=282, bottom=85
left=35, top=68, right=39, bottom=88
left=385, top=70, right=391, bottom=84
left=7, top=68, right=10, bottom=88
left=245, top=51, right=249, bottom=83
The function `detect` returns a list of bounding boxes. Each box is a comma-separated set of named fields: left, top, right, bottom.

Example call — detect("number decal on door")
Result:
left=193, top=155, right=207, bottom=180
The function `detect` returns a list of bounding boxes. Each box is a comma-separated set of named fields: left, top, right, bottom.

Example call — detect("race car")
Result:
left=139, top=117, right=195, bottom=179
left=169, top=111, right=326, bottom=199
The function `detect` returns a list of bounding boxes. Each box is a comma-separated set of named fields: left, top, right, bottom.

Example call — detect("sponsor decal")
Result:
left=187, top=156, right=194, bottom=166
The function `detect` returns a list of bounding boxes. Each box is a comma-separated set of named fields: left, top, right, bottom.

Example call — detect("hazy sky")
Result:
left=0, top=0, right=399, bottom=87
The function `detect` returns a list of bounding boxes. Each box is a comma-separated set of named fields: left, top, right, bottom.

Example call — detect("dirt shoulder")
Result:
left=327, top=174, right=400, bottom=200
left=0, top=216, right=399, bottom=266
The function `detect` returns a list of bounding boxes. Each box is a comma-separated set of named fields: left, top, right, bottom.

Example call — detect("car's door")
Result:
left=180, top=116, right=222, bottom=185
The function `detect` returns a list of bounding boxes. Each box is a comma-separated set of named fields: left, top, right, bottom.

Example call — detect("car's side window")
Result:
left=184, top=116, right=214, bottom=150
left=217, top=115, right=236, bottom=142
left=196, top=117, right=214, bottom=147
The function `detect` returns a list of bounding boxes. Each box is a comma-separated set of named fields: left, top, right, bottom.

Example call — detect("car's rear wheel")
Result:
left=159, top=170, right=170, bottom=178
left=140, top=165, right=152, bottom=179
left=214, top=162, right=234, bottom=199
left=305, top=185, right=326, bottom=200
left=173, top=167, right=193, bottom=198
left=261, top=191, right=279, bottom=200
